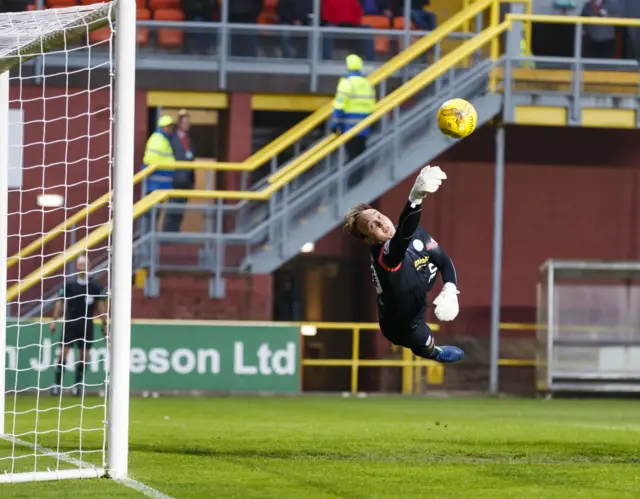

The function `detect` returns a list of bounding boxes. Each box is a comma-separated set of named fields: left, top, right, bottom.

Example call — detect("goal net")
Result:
left=0, top=0, right=135, bottom=483
left=536, top=259, right=640, bottom=395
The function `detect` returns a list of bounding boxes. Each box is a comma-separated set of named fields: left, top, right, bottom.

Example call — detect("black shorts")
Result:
left=61, top=320, right=94, bottom=350
left=380, top=317, right=433, bottom=355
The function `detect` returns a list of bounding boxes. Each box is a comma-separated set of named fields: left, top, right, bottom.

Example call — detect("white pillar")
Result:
left=107, top=0, right=136, bottom=479
left=0, top=71, right=9, bottom=435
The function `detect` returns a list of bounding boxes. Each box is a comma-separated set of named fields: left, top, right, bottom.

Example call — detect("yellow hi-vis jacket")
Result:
left=142, top=129, right=175, bottom=193
left=331, top=71, right=376, bottom=137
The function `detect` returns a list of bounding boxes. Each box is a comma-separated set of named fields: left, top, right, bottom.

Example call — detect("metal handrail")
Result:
left=6, top=161, right=240, bottom=269
left=294, top=323, right=536, bottom=394
left=136, top=20, right=474, bottom=38
left=511, top=13, right=640, bottom=27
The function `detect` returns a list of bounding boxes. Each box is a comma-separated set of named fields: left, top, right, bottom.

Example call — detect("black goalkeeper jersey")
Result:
left=59, top=278, right=104, bottom=322
left=369, top=201, right=457, bottom=326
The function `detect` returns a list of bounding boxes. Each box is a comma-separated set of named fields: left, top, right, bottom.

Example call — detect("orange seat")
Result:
left=258, top=10, right=278, bottom=36
left=153, top=8, right=184, bottom=49
left=361, top=15, right=391, bottom=55
left=258, top=11, right=277, bottom=25
left=393, top=17, right=419, bottom=49
left=136, top=0, right=147, bottom=7
left=27, top=3, right=37, bottom=10
left=149, top=0, right=179, bottom=11
left=89, top=26, right=111, bottom=44
left=392, top=17, right=416, bottom=30
left=137, top=8, right=151, bottom=46
left=80, top=0, right=103, bottom=4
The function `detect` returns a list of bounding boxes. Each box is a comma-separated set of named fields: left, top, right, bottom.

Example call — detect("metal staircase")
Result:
left=235, top=60, right=502, bottom=274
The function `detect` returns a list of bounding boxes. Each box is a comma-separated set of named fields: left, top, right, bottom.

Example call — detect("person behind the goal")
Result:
left=49, top=255, right=108, bottom=396
left=343, top=165, right=464, bottom=363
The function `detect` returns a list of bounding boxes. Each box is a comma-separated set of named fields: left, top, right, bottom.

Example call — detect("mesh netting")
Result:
left=0, top=2, right=116, bottom=482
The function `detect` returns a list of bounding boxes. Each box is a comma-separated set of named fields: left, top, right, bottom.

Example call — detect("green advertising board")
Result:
left=5, top=321, right=301, bottom=393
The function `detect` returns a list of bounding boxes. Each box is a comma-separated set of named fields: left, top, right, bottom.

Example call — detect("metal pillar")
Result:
left=219, top=0, right=229, bottom=89
left=310, top=0, right=321, bottom=92
left=489, top=125, right=505, bottom=394
left=402, top=0, right=411, bottom=83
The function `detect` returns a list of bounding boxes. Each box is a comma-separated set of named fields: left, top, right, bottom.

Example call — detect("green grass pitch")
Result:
left=1, top=396, right=640, bottom=498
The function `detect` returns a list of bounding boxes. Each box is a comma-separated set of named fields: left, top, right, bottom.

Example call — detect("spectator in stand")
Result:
left=330, top=54, right=376, bottom=186
left=361, top=0, right=392, bottom=18
left=164, top=110, right=195, bottom=233
left=143, top=115, right=176, bottom=195
left=397, top=0, right=436, bottom=31
left=229, top=0, right=263, bottom=57
left=142, top=115, right=176, bottom=231
left=322, top=0, right=375, bottom=61
left=277, top=0, right=313, bottom=58
left=183, top=0, right=216, bottom=54
left=581, top=0, right=620, bottom=59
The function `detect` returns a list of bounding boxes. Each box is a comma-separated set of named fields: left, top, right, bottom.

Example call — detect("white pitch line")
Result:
left=2, top=435, right=175, bottom=499
left=118, top=477, right=176, bottom=499
left=546, top=421, right=640, bottom=432
left=1, top=435, right=92, bottom=469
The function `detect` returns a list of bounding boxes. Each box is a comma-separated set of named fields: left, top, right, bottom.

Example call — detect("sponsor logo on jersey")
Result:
left=414, top=255, right=429, bottom=269
left=425, top=238, right=438, bottom=250
left=412, top=239, right=424, bottom=252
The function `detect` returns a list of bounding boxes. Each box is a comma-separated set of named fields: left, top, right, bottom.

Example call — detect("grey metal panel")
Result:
left=511, top=93, right=639, bottom=109
left=539, top=258, right=640, bottom=279
left=548, top=382, right=640, bottom=392
left=553, top=372, right=640, bottom=380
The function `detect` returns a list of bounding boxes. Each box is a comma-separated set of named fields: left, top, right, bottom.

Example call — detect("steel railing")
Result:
left=300, top=322, right=540, bottom=394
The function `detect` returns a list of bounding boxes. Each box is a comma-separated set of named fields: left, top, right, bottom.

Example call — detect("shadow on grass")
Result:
left=127, top=439, right=640, bottom=465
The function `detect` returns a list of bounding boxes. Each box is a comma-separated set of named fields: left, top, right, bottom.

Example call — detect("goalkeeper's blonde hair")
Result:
left=343, top=203, right=372, bottom=239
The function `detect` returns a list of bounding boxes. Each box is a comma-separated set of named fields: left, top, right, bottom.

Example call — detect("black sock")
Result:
left=411, top=335, right=436, bottom=359
left=55, top=360, right=64, bottom=386
left=76, top=361, right=85, bottom=387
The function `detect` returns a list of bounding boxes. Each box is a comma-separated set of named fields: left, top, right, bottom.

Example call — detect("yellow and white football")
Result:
left=437, top=98, right=477, bottom=139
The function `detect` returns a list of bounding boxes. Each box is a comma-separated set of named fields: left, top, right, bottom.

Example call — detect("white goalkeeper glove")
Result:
left=409, top=165, right=447, bottom=205
left=433, top=282, right=460, bottom=322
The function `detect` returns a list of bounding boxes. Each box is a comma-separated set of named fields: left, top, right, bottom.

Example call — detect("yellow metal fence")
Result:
left=300, top=321, right=539, bottom=395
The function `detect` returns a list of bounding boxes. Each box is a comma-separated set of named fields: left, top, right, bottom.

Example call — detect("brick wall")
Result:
left=132, top=274, right=273, bottom=320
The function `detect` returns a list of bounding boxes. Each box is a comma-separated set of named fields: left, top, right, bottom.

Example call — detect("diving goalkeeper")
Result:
left=343, top=165, right=464, bottom=363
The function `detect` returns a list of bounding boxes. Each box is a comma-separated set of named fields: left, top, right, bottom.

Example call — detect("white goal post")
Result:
left=537, top=259, right=640, bottom=395
left=0, top=0, right=135, bottom=483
